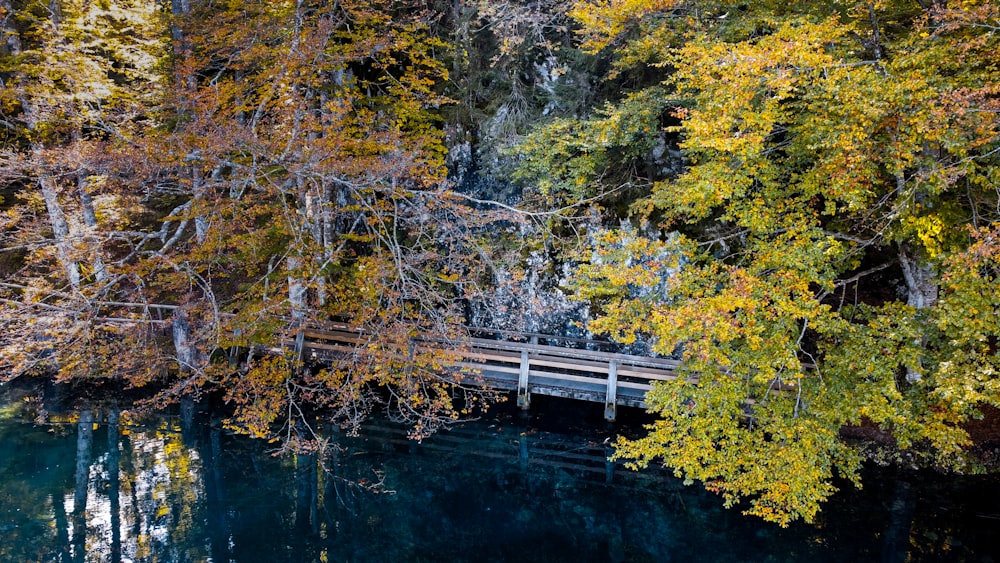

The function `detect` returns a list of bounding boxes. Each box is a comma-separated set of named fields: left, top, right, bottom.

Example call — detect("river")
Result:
left=1, top=385, right=998, bottom=562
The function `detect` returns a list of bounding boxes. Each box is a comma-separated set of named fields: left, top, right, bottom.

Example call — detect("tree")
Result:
left=0, top=0, right=168, bottom=382
left=0, top=1, right=506, bottom=447
left=117, top=0, right=502, bottom=445
left=522, top=0, right=1000, bottom=525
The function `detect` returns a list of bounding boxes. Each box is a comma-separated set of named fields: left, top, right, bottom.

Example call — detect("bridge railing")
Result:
left=293, top=325, right=683, bottom=421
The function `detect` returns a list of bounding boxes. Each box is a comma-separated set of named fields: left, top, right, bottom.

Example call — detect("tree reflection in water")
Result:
left=0, top=390, right=999, bottom=562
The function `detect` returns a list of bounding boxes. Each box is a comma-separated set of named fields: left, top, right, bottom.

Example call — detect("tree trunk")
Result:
left=303, top=178, right=329, bottom=306
left=295, top=451, right=318, bottom=534
left=180, top=394, right=196, bottom=444
left=880, top=479, right=915, bottom=563
left=204, top=419, right=232, bottom=562
left=18, top=4, right=82, bottom=290
left=170, top=0, right=191, bottom=47
left=288, top=255, right=308, bottom=357
left=0, top=0, right=21, bottom=55
left=288, top=256, right=308, bottom=320
left=173, top=306, right=203, bottom=372
left=46, top=0, right=61, bottom=27
left=898, top=244, right=937, bottom=309
left=173, top=0, right=210, bottom=244
left=52, top=477, right=70, bottom=562
left=77, top=172, right=107, bottom=283
left=192, top=167, right=209, bottom=243
left=898, top=244, right=937, bottom=383
left=37, top=159, right=82, bottom=289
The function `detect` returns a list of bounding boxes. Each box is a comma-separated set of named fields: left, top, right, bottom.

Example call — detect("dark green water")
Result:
left=1, top=388, right=998, bottom=563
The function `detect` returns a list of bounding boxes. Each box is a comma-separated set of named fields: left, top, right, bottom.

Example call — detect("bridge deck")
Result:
left=293, top=326, right=682, bottom=421
left=71, top=301, right=679, bottom=420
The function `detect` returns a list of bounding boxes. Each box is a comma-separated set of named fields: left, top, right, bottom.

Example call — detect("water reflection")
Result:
left=1, top=390, right=999, bottom=562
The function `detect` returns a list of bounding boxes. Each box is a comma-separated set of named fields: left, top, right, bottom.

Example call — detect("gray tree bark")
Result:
left=77, top=172, right=107, bottom=283
left=38, top=160, right=82, bottom=289
left=898, top=243, right=937, bottom=383
left=173, top=306, right=203, bottom=372
left=107, top=408, right=122, bottom=563
left=899, top=244, right=938, bottom=310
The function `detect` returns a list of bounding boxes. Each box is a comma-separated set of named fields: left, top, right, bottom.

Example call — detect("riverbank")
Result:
left=837, top=405, right=1000, bottom=473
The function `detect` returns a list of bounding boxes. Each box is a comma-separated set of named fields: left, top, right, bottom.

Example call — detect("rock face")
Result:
left=466, top=249, right=590, bottom=339
left=454, top=167, right=679, bottom=356
left=446, top=117, right=685, bottom=355
left=439, top=2, right=687, bottom=353
left=443, top=45, right=595, bottom=341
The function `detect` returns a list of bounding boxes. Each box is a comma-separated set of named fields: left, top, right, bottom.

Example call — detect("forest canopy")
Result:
left=1, top=0, right=999, bottom=526
left=537, top=0, right=1000, bottom=525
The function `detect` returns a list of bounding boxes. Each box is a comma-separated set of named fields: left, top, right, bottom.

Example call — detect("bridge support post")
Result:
left=517, top=350, right=530, bottom=410
left=604, top=360, right=618, bottom=421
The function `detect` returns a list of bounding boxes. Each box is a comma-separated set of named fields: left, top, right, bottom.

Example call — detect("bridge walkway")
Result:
left=290, top=326, right=681, bottom=421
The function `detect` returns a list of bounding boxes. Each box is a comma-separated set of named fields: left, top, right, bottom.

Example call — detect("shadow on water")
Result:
left=0, top=385, right=999, bottom=563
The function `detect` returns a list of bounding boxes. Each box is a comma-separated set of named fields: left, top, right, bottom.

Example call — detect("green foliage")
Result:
left=513, top=85, right=669, bottom=202
left=539, top=0, right=1000, bottom=525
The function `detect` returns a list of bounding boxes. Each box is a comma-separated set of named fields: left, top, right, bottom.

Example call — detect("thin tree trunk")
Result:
left=180, top=395, right=196, bottom=445
left=173, top=306, right=202, bottom=373
left=0, top=0, right=21, bottom=55
left=898, top=244, right=937, bottom=383
left=288, top=256, right=307, bottom=319
left=170, top=0, right=190, bottom=41
left=17, top=5, right=82, bottom=290
left=172, top=0, right=211, bottom=245
left=304, top=181, right=328, bottom=306
left=37, top=159, right=81, bottom=289
left=52, top=479, right=71, bottom=563
left=77, top=172, right=107, bottom=283
left=316, top=179, right=344, bottom=307
left=288, top=254, right=308, bottom=357
left=47, top=0, right=61, bottom=27
left=204, top=419, right=231, bottom=562
left=192, top=167, right=209, bottom=243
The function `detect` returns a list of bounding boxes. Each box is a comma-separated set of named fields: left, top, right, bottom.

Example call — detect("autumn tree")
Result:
left=0, top=0, right=168, bottom=382
left=519, top=0, right=1000, bottom=525
left=126, top=0, right=504, bottom=446
left=0, top=0, right=506, bottom=447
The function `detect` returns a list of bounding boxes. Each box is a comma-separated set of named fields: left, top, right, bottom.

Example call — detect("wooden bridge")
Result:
left=51, top=299, right=681, bottom=420
left=286, top=326, right=682, bottom=421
